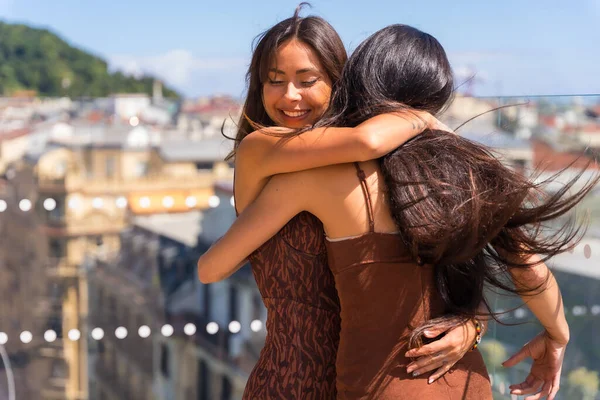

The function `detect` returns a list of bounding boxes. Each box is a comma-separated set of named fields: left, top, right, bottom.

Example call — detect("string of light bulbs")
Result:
left=2, top=304, right=600, bottom=346
left=0, top=195, right=596, bottom=259
left=0, top=195, right=236, bottom=213
left=0, top=319, right=264, bottom=345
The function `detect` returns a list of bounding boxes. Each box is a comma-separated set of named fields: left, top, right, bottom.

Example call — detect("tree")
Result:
left=565, top=367, right=599, bottom=400
left=0, top=21, right=180, bottom=98
left=479, top=339, right=509, bottom=369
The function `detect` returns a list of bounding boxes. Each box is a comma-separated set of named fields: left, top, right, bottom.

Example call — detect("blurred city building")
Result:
left=1, top=93, right=242, bottom=399
left=87, top=181, right=265, bottom=400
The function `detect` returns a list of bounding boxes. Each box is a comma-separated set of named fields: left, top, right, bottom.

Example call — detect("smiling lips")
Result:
left=281, top=109, right=310, bottom=118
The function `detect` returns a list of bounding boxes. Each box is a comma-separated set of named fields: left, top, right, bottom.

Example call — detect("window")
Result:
left=135, top=161, right=148, bottom=177
left=195, top=162, right=214, bottom=171
left=105, top=156, right=116, bottom=179
left=229, top=285, right=239, bottom=323
left=203, top=284, right=212, bottom=321
left=47, top=315, right=62, bottom=337
left=160, top=343, right=170, bottom=378
left=50, top=359, right=68, bottom=379
left=512, top=159, right=527, bottom=172
left=48, top=197, right=65, bottom=222
left=252, top=293, right=263, bottom=321
left=84, top=152, right=93, bottom=178
left=49, top=238, right=65, bottom=258
left=108, top=296, right=117, bottom=320
left=198, top=360, right=211, bottom=400
left=221, top=376, right=232, bottom=400
left=96, top=287, right=104, bottom=312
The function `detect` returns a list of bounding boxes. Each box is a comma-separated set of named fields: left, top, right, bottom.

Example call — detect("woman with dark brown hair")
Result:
left=207, top=6, right=484, bottom=400
left=198, top=24, right=598, bottom=399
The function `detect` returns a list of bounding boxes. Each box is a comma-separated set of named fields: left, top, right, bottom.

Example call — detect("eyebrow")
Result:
left=269, top=68, right=320, bottom=75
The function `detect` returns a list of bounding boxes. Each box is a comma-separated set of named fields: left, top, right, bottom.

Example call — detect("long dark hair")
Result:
left=318, top=24, right=453, bottom=127
left=225, top=3, right=347, bottom=160
left=315, top=25, right=599, bottom=341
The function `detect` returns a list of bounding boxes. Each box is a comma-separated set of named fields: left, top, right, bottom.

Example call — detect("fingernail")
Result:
left=424, top=330, right=432, bottom=336
left=428, top=378, right=434, bottom=384
left=412, top=372, right=419, bottom=377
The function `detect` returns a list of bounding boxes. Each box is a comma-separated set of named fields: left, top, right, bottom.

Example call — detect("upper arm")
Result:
left=237, top=111, right=429, bottom=182
left=496, top=247, right=549, bottom=292
left=197, top=170, right=315, bottom=283
left=236, top=127, right=362, bottom=180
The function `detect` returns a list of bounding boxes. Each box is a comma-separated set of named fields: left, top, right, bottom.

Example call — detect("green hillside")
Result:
left=0, top=21, right=180, bottom=98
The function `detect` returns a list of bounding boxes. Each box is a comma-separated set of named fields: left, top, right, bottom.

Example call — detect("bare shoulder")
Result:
left=266, top=165, right=351, bottom=198
left=236, top=132, right=263, bottom=161
left=239, top=127, right=294, bottom=148
left=291, top=163, right=354, bottom=182
left=235, top=128, right=294, bottom=165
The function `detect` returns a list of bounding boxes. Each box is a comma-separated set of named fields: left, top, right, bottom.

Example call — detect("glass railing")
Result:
left=447, top=95, right=600, bottom=400
left=0, top=94, right=598, bottom=400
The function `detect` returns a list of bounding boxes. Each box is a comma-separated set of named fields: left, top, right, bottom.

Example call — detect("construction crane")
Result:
left=455, top=65, right=485, bottom=97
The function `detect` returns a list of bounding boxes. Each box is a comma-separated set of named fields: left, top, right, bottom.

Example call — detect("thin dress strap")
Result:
left=232, top=171, right=239, bottom=216
left=353, top=162, right=375, bottom=233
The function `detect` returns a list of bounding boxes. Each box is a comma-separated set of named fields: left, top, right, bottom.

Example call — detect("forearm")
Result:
left=511, top=258, right=569, bottom=344
left=242, top=111, right=430, bottom=178
left=256, top=126, right=361, bottom=173
left=197, top=235, right=251, bottom=284
left=197, top=204, right=278, bottom=283
left=197, top=174, right=306, bottom=283
left=354, top=111, right=429, bottom=159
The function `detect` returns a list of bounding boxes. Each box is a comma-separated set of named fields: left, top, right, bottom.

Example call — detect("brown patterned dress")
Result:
left=243, top=211, right=341, bottom=399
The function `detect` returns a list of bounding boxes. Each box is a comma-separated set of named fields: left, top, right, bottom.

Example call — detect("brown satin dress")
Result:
left=325, top=163, right=492, bottom=400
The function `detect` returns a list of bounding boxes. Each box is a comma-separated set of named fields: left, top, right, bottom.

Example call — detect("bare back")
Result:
left=304, top=161, right=398, bottom=240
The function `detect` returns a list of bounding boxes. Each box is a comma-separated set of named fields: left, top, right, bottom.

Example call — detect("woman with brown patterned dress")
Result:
left=198, top=24, right=596, bottom=399
left=198, top=8, right=486, bottom=400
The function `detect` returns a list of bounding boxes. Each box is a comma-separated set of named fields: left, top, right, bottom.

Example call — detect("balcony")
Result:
left=43, top=214, right=127, bottom=237
left=37, top=171, right=219, bottom=195
left=93, top=356, right=152, bottom=400
left=47, top=256, right=80, bottom=278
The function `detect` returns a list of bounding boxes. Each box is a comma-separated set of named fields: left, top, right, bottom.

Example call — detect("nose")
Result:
left=283, top=82, right=302, bottom=101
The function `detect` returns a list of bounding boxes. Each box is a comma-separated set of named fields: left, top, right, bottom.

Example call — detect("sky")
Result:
left=1, top=0, right=599, bottom=99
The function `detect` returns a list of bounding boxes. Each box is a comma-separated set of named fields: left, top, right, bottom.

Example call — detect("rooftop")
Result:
left=550, top=237, right=600, bottom=279
left=132, top=211, right=203, bottom=247
left=24, top=120, right=233, bottom=163
left=532, top=138, right=599, bottom=171
left=159, top=137, right=234, bottom=163
left=461, top=128, right=531, bottom=150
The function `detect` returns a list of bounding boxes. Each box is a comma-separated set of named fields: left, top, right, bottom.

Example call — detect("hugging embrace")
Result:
left=198, top=4, right=598, bottom=400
